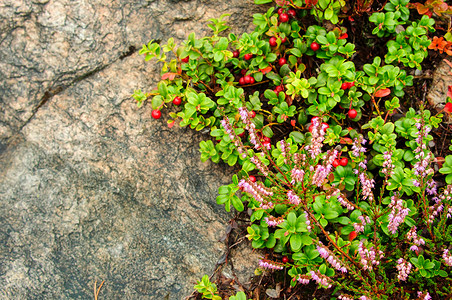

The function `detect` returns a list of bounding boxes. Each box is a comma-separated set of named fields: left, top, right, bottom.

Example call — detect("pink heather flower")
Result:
left=406, top=226, right=425, bottom=251
left=304, top=211, right=312, bottom=232
left=238, top=179, right=273, bottom=209
left=316, top=242, right=348, bottom=273
left=292, top=153, right=307, bottom=167
left=260, top=202, right=274, bottom=210
left=296, top=274, right=310, bottom=285
left=287, top=190, right=301, bottom=206
left=306, top=117, right=325, bottom=159
left=359, top=173, right=374, bottom=202
left=351, top=135, right=367, bottom=158
left=220, top=117, right=247, bottom=158
left=291, top=168, right=305, bottom=184
left=239, top=179, right=264, bottom=203
left=312, top=165, right=328, bottom=186
left=443, top=249, right=452, bottom=266
left=251, top=155, right=269, bottom=177
left=396, top=258, right=412, bottom=281
left=359, top=296, right=371, bottom=300
left=353, top=215, right=371, bottom=233
left=238, top=107, right=260, bottom=150
left=265, top=216, right=284, bottom=227
left=338, top=295, right=354, bottom=300
left=324, top=149, right=339, bottom=173
left=382, top=150, right=395, bottom=177
left=433, top=185, right=452, bottom=221
left=258, top=259, right=284, bottom=270
left=387, top=194, right=410, bottom=235
left=358, top=240, right=383, bottom=271
left=329, top=189, right=354, bottom=210
left=426, top=179, right=437, bottom=195
left=279, top=139, right=291, bottom=163
left=412, top=120, right=434, bottom=187
left=310, top=270, right=332, bottom=288
left=254, top=182, right=273, bottom=197
left=417, top=291, right=432, bottom=300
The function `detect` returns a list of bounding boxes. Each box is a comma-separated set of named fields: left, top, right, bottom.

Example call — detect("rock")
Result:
left=0, top=0, right=268, bottom=150
left=0, top=0, right=269, bottom=299
left=228, top=241, right=261, bottom=289
left=427, top=59, right=452, bottom=122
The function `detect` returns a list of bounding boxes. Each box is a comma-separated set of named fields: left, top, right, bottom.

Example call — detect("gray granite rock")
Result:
left=427, top=59, right=452, bottom=122
left=0, top=0, right=266, bottom=150
left=0, top=0, right=268, bottom=299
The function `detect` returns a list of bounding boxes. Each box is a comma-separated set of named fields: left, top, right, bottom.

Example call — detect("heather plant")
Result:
left=132, top=0, right=452, bottom=298
left=221, top=108, right=452, bottom=299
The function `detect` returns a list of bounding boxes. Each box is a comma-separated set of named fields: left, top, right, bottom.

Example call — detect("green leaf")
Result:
left=231, top=195, right=244, bottom=211
left=287, top=212, right=297, bottom=226
left=290, top=234, right=302, bottom=251
left=301, top=234, right=313, bottom=245
left=290, top=131, right=305, bottom=144
left=324, top=210, right=339, bottom=219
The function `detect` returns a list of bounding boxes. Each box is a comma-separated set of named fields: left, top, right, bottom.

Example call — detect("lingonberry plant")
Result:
left=132, top=0, right=452, bottom=298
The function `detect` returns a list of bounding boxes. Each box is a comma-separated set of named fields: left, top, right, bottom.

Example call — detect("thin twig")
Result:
left=94, top=280, right=104, bottom=300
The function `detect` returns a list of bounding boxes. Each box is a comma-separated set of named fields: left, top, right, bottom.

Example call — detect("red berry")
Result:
left=310, top=42, right=320, bottom=51
left=348, top=109, right=358, bottom=119
left=269, top=37, right=277, bottom=47
left=341, top=82, right=349, bottom=90
left=275, top=85, right=284, bottom=93
left=239, top=77, right=245, bottom=85
left=291, top=119, right=296, bottom=127
left=333, top=159, right=340, bottom=168
left=339, top=157, right=348, bottom=166
left=279, top=13, right=289, bottom=22
left=279, top=57, right=287, bottom=66
left=348, top=231, right=357, bottom=241
left=249, top=77, right=255, bottom=84
left=349, top=81, right=355, bottom=88
left=280, top=36, right=287, bottom=43
left=250, top=111, right=256, bottom=118
left=262, top=141, right=271, bottom=149
left=308, top=124, right=314, bottom=132
left=232, top=50, right=240, bottom=58
left=241, top=69, right=247, bottom=76
left=287, top=9, right=296, bottom=18
left=321, top=122, right=329, bottom=132
left=151, top=110, right=161, bottom=119
left=244, top=53, right=253, bottom=60
left=277, top=8, right=284, bottom=15
left=282, top=256, right=289, bottom=263
left=263, top=136, right=271, bottom=143
left=244, top=75, right=252, bottom=84
left=249, top=175, right=256, bottom=183
left=181, top=56, right=189, bottom=63
left=173, top=96, right=182, bottom=106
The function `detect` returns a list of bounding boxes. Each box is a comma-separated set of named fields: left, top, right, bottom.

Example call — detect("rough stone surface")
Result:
left=427, top=59, right=452, bottom=117
left=0, top=0, right=268, bottom=299
left=0, top=0, right=266, bottom=149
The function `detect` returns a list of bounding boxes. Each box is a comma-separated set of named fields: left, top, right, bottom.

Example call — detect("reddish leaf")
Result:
left=259, top=67, right=272, bottom=75
left=338, top=33, right=348, bottom=40
left=291, top=119, right=296, bottom=127
left=375, top=88, right=391, bottom=98
left=448, top=85, right=452, bottom=99
left=444, top=102, right=452, bottom=113
left=348, top=231, right=357, bottom=241
left=161, top=72, right=178, bottom=80
left=167, top=120, right=175, bottom=128
left=305, top=0, right=318, bottom=6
